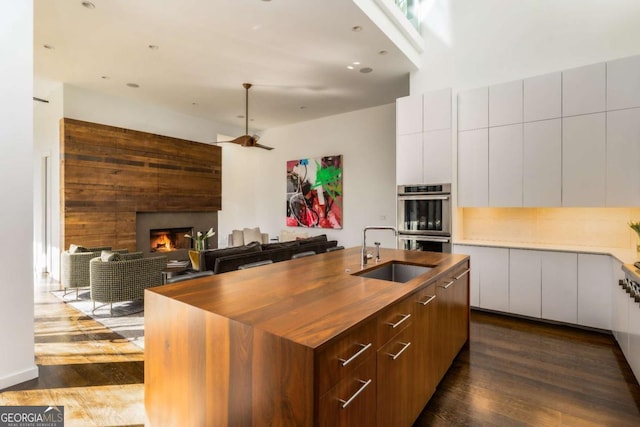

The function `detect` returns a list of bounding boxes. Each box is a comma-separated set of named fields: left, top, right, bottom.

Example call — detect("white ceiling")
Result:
left=34, top=0, right=414, bottom=133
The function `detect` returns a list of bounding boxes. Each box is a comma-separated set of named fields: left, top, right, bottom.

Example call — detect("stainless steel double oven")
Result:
left=397, top=184, right=452, bottom=253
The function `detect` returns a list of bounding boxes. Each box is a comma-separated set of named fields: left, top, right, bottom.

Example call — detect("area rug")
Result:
left=51, top=289, right=145, bottom=349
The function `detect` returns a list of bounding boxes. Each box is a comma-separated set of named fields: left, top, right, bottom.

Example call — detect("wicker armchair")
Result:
left=89, top=252, right=167, bottom=315
left=60, top=246, right=128, bottom=299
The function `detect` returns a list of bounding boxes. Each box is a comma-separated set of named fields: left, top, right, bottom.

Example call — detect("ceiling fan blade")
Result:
left=254, top=142, right=274, bottom=150
left=231, top=135, right=252, bottom=146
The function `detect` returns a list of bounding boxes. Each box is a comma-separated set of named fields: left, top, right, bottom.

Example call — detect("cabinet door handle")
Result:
left=338, top=343, right=372, bottom=367
left=339, top=379, right=373, bottom=409
left=418, top=295, right=436, bottom=306
left=438, top=280, right=454, bottom=289
left=386, top=342, right=412, bottom=360
left=385, top=313, right=411, bottom=329
left=455, top=268, right=471, bottom=280
left=454, top=268, right=471, bottom=280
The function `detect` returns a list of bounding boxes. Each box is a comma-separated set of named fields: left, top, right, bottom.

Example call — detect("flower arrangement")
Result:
left=185, top=227, right=215, bottom=251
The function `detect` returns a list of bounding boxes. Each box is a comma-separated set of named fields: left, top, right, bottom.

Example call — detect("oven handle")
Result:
left=398, top=235, right=451, bottom=243
left=398, top=195, right=450, bottom=201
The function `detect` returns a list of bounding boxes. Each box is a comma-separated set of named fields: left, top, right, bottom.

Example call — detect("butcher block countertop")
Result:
left=145, top=247, right=468, bottom=351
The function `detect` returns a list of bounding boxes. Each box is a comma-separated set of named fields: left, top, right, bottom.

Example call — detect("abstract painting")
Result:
left=286, top=155, right=343, bottom=229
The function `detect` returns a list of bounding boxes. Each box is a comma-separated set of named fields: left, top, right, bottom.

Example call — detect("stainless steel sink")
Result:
left=354, top=262, right=432, bottom=283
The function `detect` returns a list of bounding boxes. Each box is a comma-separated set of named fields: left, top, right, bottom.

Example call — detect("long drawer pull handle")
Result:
left=439, top=280, right=454, bottom=289
left=455, top=268, right=471, bottom=280
left=385, top=313, right=411, bottom=329
left=418, top=295, right=436, bottom=306
left=338, top=343, right=372, bottom=367
left=387, top=342, right=412, bottom=360
left=339, top=379, right=373, bottom=409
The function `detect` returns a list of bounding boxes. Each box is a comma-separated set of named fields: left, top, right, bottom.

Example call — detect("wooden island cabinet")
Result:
left=144, top=247, right=469, bottom=426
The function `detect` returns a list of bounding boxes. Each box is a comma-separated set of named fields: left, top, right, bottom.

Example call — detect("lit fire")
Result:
left=152, top=233, right=173, bottom=251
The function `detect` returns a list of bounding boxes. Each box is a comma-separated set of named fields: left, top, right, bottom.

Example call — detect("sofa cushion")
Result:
left=202, top=241, right=262, bottom=271
left=243, top=227, right=263, bottom=244
left=214, top=252, right=270, bottom=274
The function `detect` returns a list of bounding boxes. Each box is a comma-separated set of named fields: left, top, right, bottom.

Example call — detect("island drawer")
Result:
left=316, top=319, right=377, bottom=395
left=318, top=353, right=376, bottom=427
left=377, top=294, right=416, bottom=347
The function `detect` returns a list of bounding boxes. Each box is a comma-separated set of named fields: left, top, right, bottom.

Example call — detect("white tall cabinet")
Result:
left=396, top=89, right=452, bottom=185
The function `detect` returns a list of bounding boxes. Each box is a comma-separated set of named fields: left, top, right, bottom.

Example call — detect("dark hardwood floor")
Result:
left=415, top=311, right=640, bottom=426
left=2, top=278, right=639, bottom=426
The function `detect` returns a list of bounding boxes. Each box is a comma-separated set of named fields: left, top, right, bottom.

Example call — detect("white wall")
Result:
left=0, top=0, right=38, bottom=389
left=218, top=104, right=397, bottom=249
left=33, top=83, right=63, bottom=278
left=413, top=0, right=640, bottom=92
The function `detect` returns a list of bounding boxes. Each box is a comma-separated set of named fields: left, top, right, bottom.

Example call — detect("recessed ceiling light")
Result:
left=148, top=45, right=159, bottom=50
left=191, top=102, right=198, bottom=106
left=126, top=83, right=140, bottom=88
left=300, top=106, right=306, bottom=110
left=43, top=44, right=54, bottom=50
left=353, top=61, right=360, bottom=65
left=352, top=26, right=362, bottom=32
left=237, top=115, right=245, bottom=119
left=346, top=65, right=354, bottom=70
left=101, top=75, right=110, bottom=80
left=378, top=50, right=388, bottom=55
left=360, top=67, right=373, bottom=74
left=81, top=1, right=95, bottom=9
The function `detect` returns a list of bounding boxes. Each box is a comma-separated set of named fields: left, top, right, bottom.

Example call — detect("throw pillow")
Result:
left=243, top=227, right=262, bottom=244
left=231, top=229, right=244, bottom=247
left=100, top=250, right=122, bottom=262
left=69, top=244, right=88, bottom=253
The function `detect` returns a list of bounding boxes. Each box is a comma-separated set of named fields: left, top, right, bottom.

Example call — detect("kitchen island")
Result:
left=144, top=247, right=470, bottom=426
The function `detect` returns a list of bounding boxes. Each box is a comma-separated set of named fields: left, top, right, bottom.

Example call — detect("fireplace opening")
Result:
left=150, top=227, right=193, bottom=252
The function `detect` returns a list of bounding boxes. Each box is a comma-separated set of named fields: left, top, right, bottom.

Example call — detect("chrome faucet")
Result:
left=362, top=226, right=398, bottom=267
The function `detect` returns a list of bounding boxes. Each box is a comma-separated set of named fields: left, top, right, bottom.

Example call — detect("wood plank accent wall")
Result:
left=60, top=118, right=221, bottom=251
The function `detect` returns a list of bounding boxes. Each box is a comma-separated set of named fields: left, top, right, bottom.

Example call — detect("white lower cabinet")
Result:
left=628, top=299, right=640, bottom=381
left=457, top=245, right=618, bottom=331
left=454, top=245, right=508, bottom=311
left=509, top=249, right=541, bottom=318
left=577, top=254, right=612, bottom=330
left=541, top=251, right=578, bottom=324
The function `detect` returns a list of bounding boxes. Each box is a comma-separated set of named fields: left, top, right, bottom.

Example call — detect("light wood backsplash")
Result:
left=460, top=207, right=640, bottom=249
left=60, top=118, right=221, bottom=251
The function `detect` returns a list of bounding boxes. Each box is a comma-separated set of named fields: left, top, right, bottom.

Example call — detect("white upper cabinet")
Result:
left=606, top=108, right=640, bottom=206
left=423, top=129, right=452, bottom=184
left=523, top=119, right=562, bottom=207
left=562, top=113, right=606, bottom=206
left=423, top=88, right=452, bottom=131
left=458, top=129, right=489, bottom=207
left=523, top=72, right=562, bottom=122
left=396, top=94, right=422, bottom=135
left=396, top=133, right=423, bottom=185
left=562, top=62, right=606, bottom=117
left=489, top=80, right=523, bottom=127
left=489, top=124, right=523, bottom=207
left=458, top=87, right=488, bottom=131
left=607, top=54, right=640, bottom=111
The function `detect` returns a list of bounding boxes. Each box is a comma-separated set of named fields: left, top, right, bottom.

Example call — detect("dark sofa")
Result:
left=200, top=235, right=339, bottom=274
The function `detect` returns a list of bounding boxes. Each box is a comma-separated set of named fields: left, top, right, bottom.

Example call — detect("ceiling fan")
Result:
left=217, top=83, right=274, bottom=151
